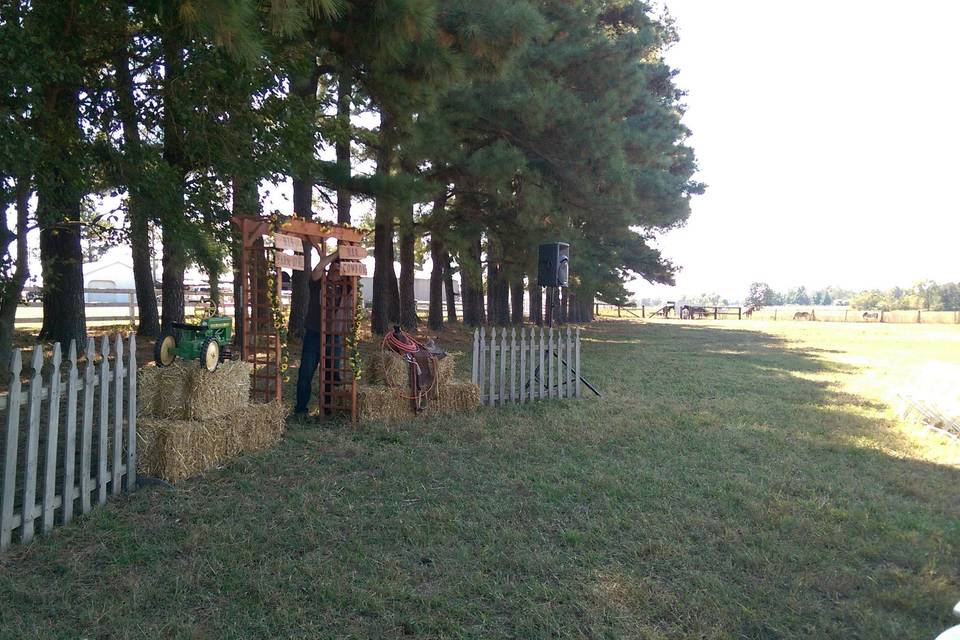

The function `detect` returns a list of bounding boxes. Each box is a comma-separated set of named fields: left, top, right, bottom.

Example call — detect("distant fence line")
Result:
left=15, top=287, right=463, bottom=328
left=748, top=307, right=960, bottom=324
left=1, top=334, right=137, bottom=551
left=595, top=302, right=960, bottom=325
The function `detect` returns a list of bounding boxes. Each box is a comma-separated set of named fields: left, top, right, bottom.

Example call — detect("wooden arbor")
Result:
left=232, top=216, right=366, bottom=420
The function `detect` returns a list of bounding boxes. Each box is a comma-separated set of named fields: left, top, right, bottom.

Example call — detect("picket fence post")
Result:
left=0, top=349, right=22, bottom=550
left=62, top=341, right=78, bottom=524
left=21, top=347, right=44, bottom=544
left=97, top=335, right=109, bottom=506
left=80, top=337, right=95, bottom=515
left=127, top=332, right=137, bottom=491
left=41, top=342, right=63, bottom=534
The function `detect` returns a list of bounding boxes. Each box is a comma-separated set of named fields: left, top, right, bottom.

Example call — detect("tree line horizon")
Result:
left=0, top=0, right=702, bottom=370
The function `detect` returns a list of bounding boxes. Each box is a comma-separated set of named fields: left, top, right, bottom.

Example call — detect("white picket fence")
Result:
left=1, top=334, right=137, bottom=551
left=472, top=326, right=582, bottom=405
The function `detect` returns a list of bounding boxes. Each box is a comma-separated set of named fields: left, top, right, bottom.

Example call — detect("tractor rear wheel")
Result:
left=201, top=337, right=220, bottom=372
left=155, top=330, right=178, bottom=367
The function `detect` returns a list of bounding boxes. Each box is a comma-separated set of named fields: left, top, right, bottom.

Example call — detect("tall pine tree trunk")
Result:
left=461, top=234, right=485, bottom=326
left=116, top=37, right=160, bottom=337
left=428, top=234, right=444, bottom=331
left=443, top=252, right=457, bottom=323
left=0, top=179, right=31, bottom=375
left=37, top=82, right=86, bottom=346
left=510, top=279, right=524, bottom=325
left=398, top=203, right=417, bottom=329
left=496, top=274, right=510, bottom=326
left=287, top=176, right=314, bottom=340
left=336, top=69, right=352, bottom=225
left=287, top=66, right=319, bottom=340
left=485, top=260, right=497, bottom=325
left=372, top=111, right=397, bottom=335
left=529, top=281, right=542, bottom=325
left=159, top=14, right=187, bottom=330
left=227, top=71, right=263, bottom=342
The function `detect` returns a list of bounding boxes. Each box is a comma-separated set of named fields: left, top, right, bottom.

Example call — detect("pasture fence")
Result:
left=1, top=334, right=137, bottom=551
left=472, top=326, right=581, bottom=406
left=748, top=307, right=960, bottom=324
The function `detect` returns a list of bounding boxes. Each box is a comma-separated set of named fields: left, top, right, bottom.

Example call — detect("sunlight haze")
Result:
left=630, top=0, right=960, bottom=302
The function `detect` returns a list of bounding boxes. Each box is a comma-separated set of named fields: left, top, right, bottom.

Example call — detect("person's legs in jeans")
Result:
left=295, top=329, right=321, bottom=413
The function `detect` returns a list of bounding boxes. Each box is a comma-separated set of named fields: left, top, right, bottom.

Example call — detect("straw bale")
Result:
left=356, top=380, right=479, bottom=424
left=138, top=359, right=252, bottom=421
left=365, top=351, right=456, bottom=388
left=136, top=400, right=286, bottom=483
left=427, top=382, right=480, bottom=415
left=356, top=385, right=412, bottom=423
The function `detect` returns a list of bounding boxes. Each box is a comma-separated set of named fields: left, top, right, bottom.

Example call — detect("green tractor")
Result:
left=155, top=316, right=234, bottom=372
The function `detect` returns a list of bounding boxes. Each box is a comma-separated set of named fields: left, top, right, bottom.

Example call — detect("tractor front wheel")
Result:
left=201, top=337, right=220, bottom=372
left=155, top=330, right=178, bottom=367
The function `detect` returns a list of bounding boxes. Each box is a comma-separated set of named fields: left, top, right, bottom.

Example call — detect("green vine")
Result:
left=267, top=211, right=291, bottom=383
left=348, top=288, right=364, bottom=382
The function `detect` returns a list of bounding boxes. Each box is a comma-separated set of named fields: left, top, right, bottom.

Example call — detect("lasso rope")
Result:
left=381, top=328, right=438, bottom=402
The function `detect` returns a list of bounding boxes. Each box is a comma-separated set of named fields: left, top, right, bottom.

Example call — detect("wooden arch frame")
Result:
left=231, top=216, right=366, bottom=421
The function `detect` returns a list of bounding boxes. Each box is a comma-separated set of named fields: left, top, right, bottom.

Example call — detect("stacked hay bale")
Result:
left=137, top=360, right=286, bottom=482
left=357, top=351, right=480, bottom=423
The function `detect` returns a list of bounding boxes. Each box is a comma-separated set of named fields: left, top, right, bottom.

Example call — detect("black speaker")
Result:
left=537, top=242, right=569, bottom=287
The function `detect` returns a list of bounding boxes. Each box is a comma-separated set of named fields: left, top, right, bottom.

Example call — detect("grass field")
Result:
left=1, top=319, right=958, bottom=638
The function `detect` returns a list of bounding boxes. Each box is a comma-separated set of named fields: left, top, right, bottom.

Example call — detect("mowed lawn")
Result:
left=1, top=319, right=959, bottom=638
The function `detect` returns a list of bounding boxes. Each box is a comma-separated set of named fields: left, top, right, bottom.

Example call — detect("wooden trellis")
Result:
left=232, top=216, right=365, bottom=421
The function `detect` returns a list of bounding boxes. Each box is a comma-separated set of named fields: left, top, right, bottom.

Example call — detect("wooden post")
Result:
left=1, top=349, right=23, bottom=550
left=478, top=326, right=486, bottom=404
left=519, top=328, right=526, bottom=404
left=499, top=329, right=506, bottom=406
left=510, top=328, right=517, bottom=403
left=642, top=305, right=645, bottom=318
left=529, top=327, right=537, bottom=402
left=575, top=328, right=582, bottom=398
left=548, top=327, right=555, bottom=398
left=62, top=341, right=78, bottom=524
left=538, top=327, right=545, bottom=400
left=128, top=292, right=136, bottom=327
left=488, top=327, right=497, bottom=406
left=127, top=333, right=137, bottom=491
left=471, top=329, right=479, bottom=386
left=80, top=338, right=95, bottom=515
left=21, top=347, right=44, bottom=543
left=738, top=307, right=741, bottom=320
left=112, top=335, right=124, bottom=496
left=566, top=327, right=573, bottom=398
left=41, top=343, right=63, bottom=534
left=98, top=335, right=110, bottom=506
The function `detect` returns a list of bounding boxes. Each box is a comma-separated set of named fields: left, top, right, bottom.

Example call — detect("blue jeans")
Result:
left=294, top=330, right=343, bottom=414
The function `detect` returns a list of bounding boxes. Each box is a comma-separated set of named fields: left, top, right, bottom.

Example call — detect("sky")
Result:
left=629, top=0, right=960, bottom=302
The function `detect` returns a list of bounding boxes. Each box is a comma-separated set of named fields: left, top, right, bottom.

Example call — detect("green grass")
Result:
left=1, top=319, right=958, bottom=638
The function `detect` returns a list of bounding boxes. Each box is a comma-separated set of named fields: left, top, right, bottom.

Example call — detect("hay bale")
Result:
left=365, top=351, right=456, bottom=388
left=138, top=359, right=252, bottom=421
left=185, top=360, right=253, bottom=421
left=428, top=382, right=480, bottom=415
left=356, top=385, right=413, bottom=423
left=355, top=381, right=480, bottom=424
left=136, top=400, right=286, bottom=483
